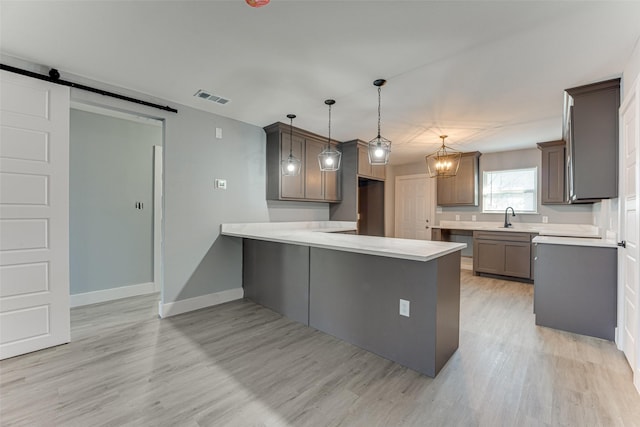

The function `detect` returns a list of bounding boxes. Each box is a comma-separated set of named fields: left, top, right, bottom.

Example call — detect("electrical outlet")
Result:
left=542, top=216, right=548, bottom=224
left=399, top=299, right=410, bottom=317
left=436, top=207, right=443, bottom=214
left=472, top=215, right=476, bottom=221
left=215, top=179, right=227, bottom=190
left=455, top=215, right=460, bottom=221
left=215, top=127, right=223, bottom=139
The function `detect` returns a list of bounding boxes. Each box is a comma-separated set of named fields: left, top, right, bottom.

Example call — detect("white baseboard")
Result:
left=71, top=282, right=156, bottom=307
left=158, top=287, right=244, bottom=318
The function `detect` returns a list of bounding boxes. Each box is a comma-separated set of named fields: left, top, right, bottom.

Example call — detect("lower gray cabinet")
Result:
left=534, top=242, right=617, bottom=340
left=473, top=231, right=533, bottom=279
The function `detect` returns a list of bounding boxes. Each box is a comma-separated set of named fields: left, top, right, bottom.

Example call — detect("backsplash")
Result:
left=592, top=198, right=618, bottom=240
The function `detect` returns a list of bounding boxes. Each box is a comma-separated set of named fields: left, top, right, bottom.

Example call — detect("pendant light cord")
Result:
left=377, top=85, right=382, bottom=139
left=327, top=103, right=332, bottom=149
left=289, top=116, right=294, bottom=157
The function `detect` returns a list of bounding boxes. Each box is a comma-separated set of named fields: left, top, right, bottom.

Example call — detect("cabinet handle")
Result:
left=618, top=241, right=626, bottom=248
left=425, top=226, right=430, bottom=229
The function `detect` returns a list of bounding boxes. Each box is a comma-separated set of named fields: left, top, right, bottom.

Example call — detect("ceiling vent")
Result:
left=194, top=89, right=230, bottom=105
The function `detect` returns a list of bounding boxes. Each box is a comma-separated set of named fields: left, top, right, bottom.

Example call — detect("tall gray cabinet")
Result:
left=565, top=78, right=620, bottom=202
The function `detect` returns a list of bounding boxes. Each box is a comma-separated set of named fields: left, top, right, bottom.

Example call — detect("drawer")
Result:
left=473, top=231, right=532, bottom=242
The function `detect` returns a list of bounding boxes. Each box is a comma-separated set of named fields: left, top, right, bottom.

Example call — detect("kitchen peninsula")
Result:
left=221, top=222, right=466, bottom=377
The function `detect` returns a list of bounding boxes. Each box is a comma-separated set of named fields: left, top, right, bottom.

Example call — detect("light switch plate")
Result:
left=542, top=216, right=548, bottom=223
left=215, top=179, right=227, bottom=190
left=399, top=299, right=410, bottom=317
left=215, top=127, right=223, bottom=139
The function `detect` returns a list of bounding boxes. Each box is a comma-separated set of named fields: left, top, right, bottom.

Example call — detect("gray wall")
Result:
left=1, top=55, right=329, bottom=306
left=69, top=109, right=161, bottom=294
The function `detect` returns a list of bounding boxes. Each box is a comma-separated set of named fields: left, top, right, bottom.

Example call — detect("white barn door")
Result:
left=0, top=71, right=70, bottom=359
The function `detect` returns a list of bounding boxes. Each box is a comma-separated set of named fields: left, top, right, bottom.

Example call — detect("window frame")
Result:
left=482, top=167, right=538, bottom=214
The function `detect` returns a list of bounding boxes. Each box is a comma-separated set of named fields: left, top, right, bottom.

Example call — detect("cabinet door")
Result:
left=473, top=239, right=504, bottom=275
left=540, top=144, right=566, bottom=204
left=437, top=152, right=479, bottom=206
left=454, top=155, right=477, bottom=205
left=503, top=242, right=531, bottom=278
left=371, top=164, right=386, bottom=180
left=436, top=177, right=455, bottom=205
left=357, top=145, right=372, bottom=178
left=304, top=138, right=325, bottom=200
left=569, top=80, right=619, bottom=200
left=281, top=132, right=305, bottom=199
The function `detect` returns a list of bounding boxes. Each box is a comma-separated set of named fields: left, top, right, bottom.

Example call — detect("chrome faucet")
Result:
left=504, top=207, right=516, bottom=227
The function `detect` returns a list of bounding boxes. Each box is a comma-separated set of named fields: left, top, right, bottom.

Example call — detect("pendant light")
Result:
left=368, top=79, right=391, bottom=165
left=281, top=114, right=301, bottom=176
left=425, top=135, right=461, bottom=178
left=318, top=99, right=342, bottom=172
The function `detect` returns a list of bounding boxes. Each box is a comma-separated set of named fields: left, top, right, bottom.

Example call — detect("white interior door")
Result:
left=619, top=75, right=640, bottom=392
left=395, top=174, right=433, bottom=240
left=0, top=71, right=70, bottom=359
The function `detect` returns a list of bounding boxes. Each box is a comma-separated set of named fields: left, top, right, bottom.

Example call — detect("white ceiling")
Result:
left=2, top=1, right=640, bottom=165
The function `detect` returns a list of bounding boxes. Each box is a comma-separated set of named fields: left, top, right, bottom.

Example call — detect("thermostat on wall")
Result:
left=215, top=179, right=227, bottom=190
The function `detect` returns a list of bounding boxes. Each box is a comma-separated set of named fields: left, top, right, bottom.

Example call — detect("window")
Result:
left=482, top=167, right=537, bottom=213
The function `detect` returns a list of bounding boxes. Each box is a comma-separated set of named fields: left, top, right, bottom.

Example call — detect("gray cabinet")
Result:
left=537, top=140, right=567, bottom=205
left=473, top=231, right=533, bottom=280
left=437, top=152, right=481, bottom=206
left=265, top=122, right=341, bottom=203
left=534, top=242, right=617, bottom=340
left=565, top=79, right=620, bottom=202
left=357, top=142, right=386, bottom=180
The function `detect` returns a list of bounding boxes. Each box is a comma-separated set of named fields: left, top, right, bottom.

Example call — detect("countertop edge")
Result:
left=222, top=229, right=466, bottom=262
left=532, top=235, right=618, bottom=248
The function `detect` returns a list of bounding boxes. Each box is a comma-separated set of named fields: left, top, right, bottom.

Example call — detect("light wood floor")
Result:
left=2, top=271, right=639, bottom=426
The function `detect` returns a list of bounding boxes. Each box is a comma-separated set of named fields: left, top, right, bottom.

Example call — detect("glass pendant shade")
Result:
left=318, top=99, right=342, bottom=172
left=368, top=79, right=391, bottom=165
left=281, top=154, right=301, bottom=176
left=318, top=147, right=342, bottom=171
left=281, top=114, right=301, bottom=176
left=368, top=135, right=391, bottom=165
left=426, top=135, right=461, bottom=178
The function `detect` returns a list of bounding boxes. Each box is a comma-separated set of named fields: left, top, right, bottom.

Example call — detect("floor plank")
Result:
left=1, top=271, right=639, bottom=426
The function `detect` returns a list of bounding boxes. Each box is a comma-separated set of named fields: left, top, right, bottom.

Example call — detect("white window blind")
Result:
left=482, top=167, right=537, bottom=213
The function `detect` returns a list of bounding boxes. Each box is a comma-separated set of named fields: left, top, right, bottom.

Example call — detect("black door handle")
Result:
left=618, top=241, right=626, bottom=248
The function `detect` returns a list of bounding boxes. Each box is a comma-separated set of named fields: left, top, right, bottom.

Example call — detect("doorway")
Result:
left=358, top=178, right=385, bottom=236
left=69, top=104, right=163, bottom=307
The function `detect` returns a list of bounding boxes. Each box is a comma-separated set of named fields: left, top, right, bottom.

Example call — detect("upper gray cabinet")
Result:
left=564, top=78, right=620, bottom=202
left=356, top=142, right=386, bottom=180
left=437, top=151, right=481, bottom=207
left=265, top=122, right=341, bottom=203
left=537, top=140, right=567, bottom=205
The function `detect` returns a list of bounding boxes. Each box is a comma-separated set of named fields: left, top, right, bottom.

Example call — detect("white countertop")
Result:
left=532, top=235, right=618, bottom=248
left=434, top=220, right=600, bottom=238
left=221, top=221, right=466, bottom=262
